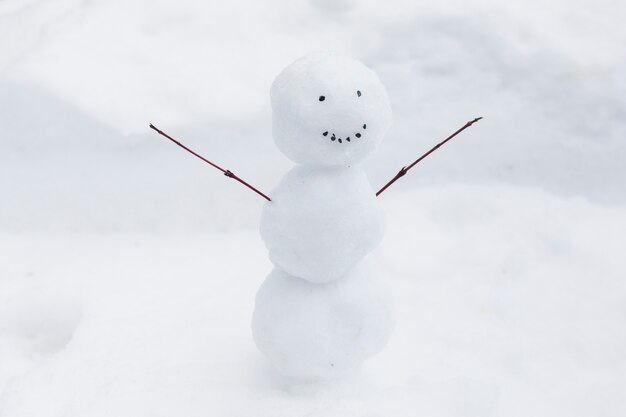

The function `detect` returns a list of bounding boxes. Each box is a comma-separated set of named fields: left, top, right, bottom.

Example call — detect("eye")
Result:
left=357, top=90, right=362, bottom=97
left=319, top=95, right=325, bottom=102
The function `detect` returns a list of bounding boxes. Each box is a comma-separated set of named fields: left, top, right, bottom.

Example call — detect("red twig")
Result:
left=149, top=124, right=271, bottom=202
left=376, top=117, right=483, bottom=197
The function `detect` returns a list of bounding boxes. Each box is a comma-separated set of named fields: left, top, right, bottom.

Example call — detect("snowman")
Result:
left=251, top=52, right=395, bottom=380
left=149, top=52, right=480, bottom=381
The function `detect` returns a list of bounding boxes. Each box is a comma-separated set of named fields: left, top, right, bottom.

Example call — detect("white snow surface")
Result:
left=1, top=0, right=626, bottom=416
left=2, top=186, right=625, bottom=416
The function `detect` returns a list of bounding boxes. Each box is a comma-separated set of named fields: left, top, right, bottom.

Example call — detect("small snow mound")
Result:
left=0, top=287, right=82, bottom=359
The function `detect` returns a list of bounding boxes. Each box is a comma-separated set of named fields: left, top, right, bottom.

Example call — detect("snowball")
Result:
left=260, top=165, right=385, bottom=283
left=251, top=258, right=395, bottom=380
left=270, top=52, right=392, bottom=167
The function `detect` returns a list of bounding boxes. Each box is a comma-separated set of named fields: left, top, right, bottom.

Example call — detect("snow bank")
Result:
left=1, top=0, right=625, bottom=234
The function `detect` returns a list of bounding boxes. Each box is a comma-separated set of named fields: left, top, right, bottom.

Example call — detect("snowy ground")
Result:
left=1, top=0, right=626, bottom=416
left=2, top=186, right=625, bottom=416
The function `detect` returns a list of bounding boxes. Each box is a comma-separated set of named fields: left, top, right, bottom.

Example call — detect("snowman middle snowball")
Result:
left=253, top=52, right=395, bottom=380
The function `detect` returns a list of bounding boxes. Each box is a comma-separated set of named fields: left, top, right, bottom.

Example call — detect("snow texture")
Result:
left=1, top=0, right=626, bottom=415
left=255, top=53, right=393, bottom=378
left=252, top=260, right=394, bottom=380
left=260, top=165, right=385, bottom=284
left=270, top=52, right=392, bottom=166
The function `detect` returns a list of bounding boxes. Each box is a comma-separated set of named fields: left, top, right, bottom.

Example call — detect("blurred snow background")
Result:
left=1, top=0, right=625, bottom=416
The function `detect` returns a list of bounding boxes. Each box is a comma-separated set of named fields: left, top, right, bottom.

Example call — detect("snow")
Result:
left=258, top=53, right=393, bottom=376
left=2, top=186, right=625, bottom=416
left=260, top=53, right=387, bottom=284
left=252, top=259, right=394, bottom=380
left=270, top=53, right=392, bottom=166
left=1, top=0, right=626, bottom=415
left=261, top=166, right=385, bottom=284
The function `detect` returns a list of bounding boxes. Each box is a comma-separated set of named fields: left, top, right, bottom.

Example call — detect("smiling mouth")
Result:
left=322, top=124, right=367, bottom=144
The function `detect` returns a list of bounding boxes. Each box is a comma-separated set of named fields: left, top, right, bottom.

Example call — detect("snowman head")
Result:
left=270, top=52, right=392, bottom=166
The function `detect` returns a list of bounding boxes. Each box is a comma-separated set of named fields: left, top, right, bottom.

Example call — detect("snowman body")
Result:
left=252, top=52, right=395, bottom=380
left=260, top=165, right=385, bottom=284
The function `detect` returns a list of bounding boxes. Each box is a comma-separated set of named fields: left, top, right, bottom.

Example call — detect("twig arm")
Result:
left=223, top=169, right=272, bottom=202
left=376, top=166, right=408, bottom=197
left=149, top=124, right=271, bottom=202
left=375, top=117, right=482, bottom=197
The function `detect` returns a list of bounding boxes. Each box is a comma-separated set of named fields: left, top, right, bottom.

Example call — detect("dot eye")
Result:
left=357, top=90, right=362, bottom=97
left=319, top=95, right=326, bottom=102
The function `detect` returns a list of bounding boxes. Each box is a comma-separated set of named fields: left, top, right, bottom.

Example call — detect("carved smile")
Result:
left=322, top=124, right=367, bottom=144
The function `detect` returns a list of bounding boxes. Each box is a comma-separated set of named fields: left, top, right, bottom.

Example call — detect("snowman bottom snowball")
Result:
left=252, top=260, right=395, bottom=380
